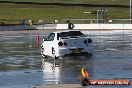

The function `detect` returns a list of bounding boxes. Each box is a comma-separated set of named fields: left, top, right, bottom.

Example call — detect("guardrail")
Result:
left=62, top=19, right=132, bottom=24
left=0, top=24, right=132, bottom=30
left=56, top=24, right=132, bottom=29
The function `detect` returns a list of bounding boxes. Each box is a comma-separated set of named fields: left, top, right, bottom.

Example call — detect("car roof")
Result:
left=53, top=30, right=80, bottom=34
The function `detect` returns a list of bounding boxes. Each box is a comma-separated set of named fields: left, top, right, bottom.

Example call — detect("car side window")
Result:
left=47, top=33, right=55, bottom=41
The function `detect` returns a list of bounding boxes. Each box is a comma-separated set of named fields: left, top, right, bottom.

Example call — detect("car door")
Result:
left=44, top=33, right=55, bottom=56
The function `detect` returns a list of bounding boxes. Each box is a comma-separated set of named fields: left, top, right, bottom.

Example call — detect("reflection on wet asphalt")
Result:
left=0, top=30, right=132, bottom=88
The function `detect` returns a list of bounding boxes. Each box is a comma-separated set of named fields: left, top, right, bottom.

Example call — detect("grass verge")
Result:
left=0, top=7, right=129, bottom=24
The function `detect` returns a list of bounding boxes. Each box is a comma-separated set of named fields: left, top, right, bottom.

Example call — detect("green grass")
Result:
left=0, top=0, right=130, bottom=24
left=0, top=7, right=94, bottom=24
left=0, top=7, right=129, bottom=22
left=0, top=0, right=129, bottom=5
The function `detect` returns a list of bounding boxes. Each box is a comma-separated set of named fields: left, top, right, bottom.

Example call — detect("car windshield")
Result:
left=58, top=31, right=84, bottom=38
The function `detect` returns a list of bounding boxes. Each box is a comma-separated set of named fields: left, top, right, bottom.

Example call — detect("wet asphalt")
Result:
left=0, top=30, right=132, bottom=88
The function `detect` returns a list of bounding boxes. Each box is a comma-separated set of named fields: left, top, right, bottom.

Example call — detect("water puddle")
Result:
left=0, top=30, right=132, bottom=88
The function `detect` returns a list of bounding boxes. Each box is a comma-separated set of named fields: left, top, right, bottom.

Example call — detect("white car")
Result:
left=41, top=30, right=94, bottom=59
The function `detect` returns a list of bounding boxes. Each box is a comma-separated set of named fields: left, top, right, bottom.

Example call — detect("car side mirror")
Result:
left=43, top=39, right=45, bottom=42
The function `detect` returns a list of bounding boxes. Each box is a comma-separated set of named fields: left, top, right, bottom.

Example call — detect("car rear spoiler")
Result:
left=59, top=35, right=90, bottom=40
